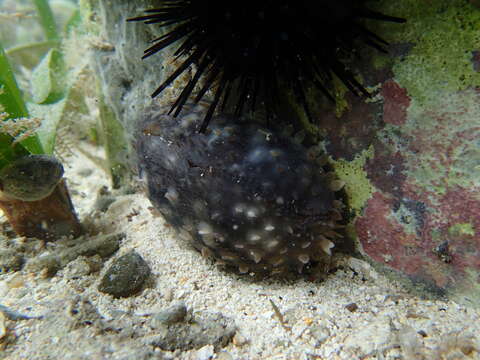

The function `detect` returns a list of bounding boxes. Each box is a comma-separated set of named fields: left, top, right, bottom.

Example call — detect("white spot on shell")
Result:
left=233, top=224, right=239, bottom=230
left=264, top=224, right=275, bottom=231
left=234, top=243, right=245, bottom=249
left=248, top=233, right=261, bottom=242
left=164, top=187, right=179, bottom=203
left=301, top=242, right=311, bottom=249
left=198, top=222, right=213, bottom=235
left=265, top=239, right=279, bottom=249
left=298, top=254, right=310, bottom=264
left=246, top=208, right=258, bottom=218
left=276, top=197, right=284, bottom=205
left=319, top=237, right=335, bottom=255
left=234, top=203, right=246, bottom=214
left=166, top=153, right=177, bottom=163
left=249, top=250, right=262, bottom=264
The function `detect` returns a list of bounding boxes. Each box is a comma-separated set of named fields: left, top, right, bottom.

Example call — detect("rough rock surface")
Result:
left=98, top=251, right=151, bottom=298
left=84, top=0, right=480, bottom=304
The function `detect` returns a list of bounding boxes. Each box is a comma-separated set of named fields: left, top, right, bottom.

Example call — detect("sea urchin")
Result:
left=129, top=0, right=405, bottom=131
left=137, top=104, right=346, bottom=274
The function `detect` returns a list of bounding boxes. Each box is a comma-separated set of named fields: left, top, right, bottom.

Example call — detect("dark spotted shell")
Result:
left=136, top=105, right=344, bottom=274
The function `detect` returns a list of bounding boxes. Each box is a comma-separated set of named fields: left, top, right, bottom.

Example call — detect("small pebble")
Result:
left=147, top=311, right=236, bottom=351
left=345, top=303, right=358, bottom=312
left=63, top=257, right=92, bottom=279
left=418, top=330, right=428, bottom=337
left=151, top=302, right=187, bottom=327
left=98, top=251, right=150, bottom=298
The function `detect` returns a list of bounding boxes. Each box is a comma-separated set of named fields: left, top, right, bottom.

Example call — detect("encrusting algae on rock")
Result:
left=136, top=105, right=347, bottom=275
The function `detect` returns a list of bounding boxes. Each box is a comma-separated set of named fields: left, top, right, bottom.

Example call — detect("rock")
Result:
left=150, top=302, right=188, bottom=327
left=0, top=155, right=63, bottom=201
left=345, top=303, right=358, bottom=312
left=147, top=311, right=236, bottom=351
left=26, top=232, right=123, bottom=276
left=86, top=0, right=480, bottom=305
left=61, top=254, right=103, bottom=280
left=98, top=251, right=150, bottom=298
left=0, top=249, right=23, bottom=272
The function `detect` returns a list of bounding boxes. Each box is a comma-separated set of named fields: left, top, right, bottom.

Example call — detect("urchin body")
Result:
left=137, top=106, right=344, bottom=274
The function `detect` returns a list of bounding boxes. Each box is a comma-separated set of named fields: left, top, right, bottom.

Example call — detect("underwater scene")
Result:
left=0, top=0, right=480, bottom=359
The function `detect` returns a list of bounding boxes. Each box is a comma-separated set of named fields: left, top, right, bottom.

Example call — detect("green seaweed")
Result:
left=0, top=42, right=44, bottom=170
left=98, top=90, right=130, bottom=189
left=32, top=0, right=61, bottom=43
left=31, top=48, right=66, bottom=104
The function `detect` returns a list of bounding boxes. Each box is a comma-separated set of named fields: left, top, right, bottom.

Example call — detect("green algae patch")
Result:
left=401, top=88, right=480, bottom=195
left=371, top=0, right=480, bottom=107
left=448, top=223, right=476, bottom=237
left=332, top=145, right=375, bottom=213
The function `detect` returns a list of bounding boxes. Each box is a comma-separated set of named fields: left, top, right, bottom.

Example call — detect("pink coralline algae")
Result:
left=381, top=80, right=411, bottom=126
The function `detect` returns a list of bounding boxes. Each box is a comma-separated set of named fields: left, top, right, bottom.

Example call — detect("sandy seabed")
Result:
left=0, top=143, right=479, bottom=360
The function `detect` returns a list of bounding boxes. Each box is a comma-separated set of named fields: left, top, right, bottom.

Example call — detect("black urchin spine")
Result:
left=129, top=1, right=405, bottom=131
